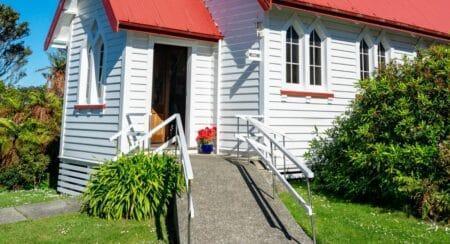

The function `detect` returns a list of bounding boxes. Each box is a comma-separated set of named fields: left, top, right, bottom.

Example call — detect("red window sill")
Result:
left=280, top=90, right=334, bottom=99
left=74, top=104, right=106, bottom=110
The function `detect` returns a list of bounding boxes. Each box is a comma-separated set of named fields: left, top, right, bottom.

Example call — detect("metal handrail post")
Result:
left=246, top=120, right=250, bottom=163
left=283, top=135, right=287, bottom=179
left=110, top=114, right=195, bottom=243
left=187, top=180, right=192, bottom=244
left=237, top=117, right=240, bottom=162
left=175, top=125, right=179, bottom=156
left=307, top=179, right=316, bottom=244
left=270, top=140, right=275, bottom=198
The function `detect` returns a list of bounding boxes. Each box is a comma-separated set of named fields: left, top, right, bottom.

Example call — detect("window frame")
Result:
left=91, top=37, right=105, bottom=103
left=281, top=17, right=330, bottom=93
left=357, top=29, right=375, bottom=81
left=309, top=29, right=323, bottom=87
left=377, top=42, right=386, bottom=70
left=375, top=32, right=391, bottom=70
left=285, top=26, right=301, bottom=85
left=305, top=22, right=329, bottom=92
left=281, top=18, right=305, bottom=91
left=360, top=39, right=370, bottom=80
left=77, top=20, right=106, bottom=106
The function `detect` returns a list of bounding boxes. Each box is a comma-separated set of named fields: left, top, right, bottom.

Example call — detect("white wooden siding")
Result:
left=205, top=0, right=264, bottom=153
left=119, top=32, right=153, bottom=154
left=188, top=46, right=217, bottom=147
left=59, top=0, right=126, bottom=194
left=265, top=8, right=424, bottom=170
left=61, top=0, right=126, bottom=162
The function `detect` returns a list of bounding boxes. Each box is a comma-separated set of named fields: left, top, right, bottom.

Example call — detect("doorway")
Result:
left=151, top=44, right=188, bottom=143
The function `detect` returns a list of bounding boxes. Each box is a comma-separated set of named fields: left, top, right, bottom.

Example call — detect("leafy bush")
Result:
left=82, top=153, right=183, bottom=220
left=0, top=81, right=62, bottom=189
left=306, top=45, right=449, bottom=222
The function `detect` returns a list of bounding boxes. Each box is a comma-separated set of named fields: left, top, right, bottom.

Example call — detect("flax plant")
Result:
left=82, top=153, right=184, bottom=221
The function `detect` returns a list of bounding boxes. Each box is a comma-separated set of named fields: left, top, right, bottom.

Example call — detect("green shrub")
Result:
left=82, top=153, right=183, bottom=220
left=0, top=81, right=61, bottom=190
left=306, top=45, right=449, bottom=222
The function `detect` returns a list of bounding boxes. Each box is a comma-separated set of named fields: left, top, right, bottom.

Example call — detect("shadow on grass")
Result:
left=290, top=180, right=410, bottom=213
left=152, top=194, right=178, bottom=243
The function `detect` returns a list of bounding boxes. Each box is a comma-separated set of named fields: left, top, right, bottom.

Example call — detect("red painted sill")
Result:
left=280, top=90, right=334, bottom=99
left=74, top=104, right=106, bottom=110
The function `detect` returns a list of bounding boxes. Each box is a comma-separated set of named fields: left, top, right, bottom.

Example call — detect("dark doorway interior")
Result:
left=151, top=44, right=188, bottom=143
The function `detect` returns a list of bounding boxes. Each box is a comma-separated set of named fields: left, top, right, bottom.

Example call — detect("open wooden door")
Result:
left=150, top=44, right=187, bottom=144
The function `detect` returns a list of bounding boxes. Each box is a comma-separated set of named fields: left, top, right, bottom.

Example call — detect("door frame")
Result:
left=148, top=35, right=199, bottom=148
left=150, top=43, right=189, bottom=143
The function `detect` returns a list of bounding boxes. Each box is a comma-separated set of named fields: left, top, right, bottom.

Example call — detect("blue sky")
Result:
left=2, top=0, right=59, bottom=87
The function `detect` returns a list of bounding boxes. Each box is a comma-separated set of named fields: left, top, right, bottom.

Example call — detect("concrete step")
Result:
left=176, top=154, right=312, bottom=244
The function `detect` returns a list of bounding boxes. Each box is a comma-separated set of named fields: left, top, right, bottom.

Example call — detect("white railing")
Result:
left=110, top=114, right=194, bottom=243
left=236, top=115, right=316, bottom=243
left=109, top=112, right=147, bottom=155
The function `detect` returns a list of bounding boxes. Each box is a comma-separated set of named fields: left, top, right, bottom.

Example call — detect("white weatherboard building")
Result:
left=46, top=0, right=450, bottom=195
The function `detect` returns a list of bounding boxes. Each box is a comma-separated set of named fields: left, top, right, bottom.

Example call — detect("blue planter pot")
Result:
left=200, top=144, right=214, bottom=154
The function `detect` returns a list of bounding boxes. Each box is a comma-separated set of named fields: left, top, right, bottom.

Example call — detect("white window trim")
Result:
left=356, top=27, right=375, bottom=79
left=305, top=18, right=330, bottom=92
left=78, top=45, right=88, bottom=104
left=374, top=31, right=392, bottom=69
left=281, top=16, right=331, bottom=92
left=77, top=19, right=106, bottom=106
left=281, top=15, right=306, bottom=91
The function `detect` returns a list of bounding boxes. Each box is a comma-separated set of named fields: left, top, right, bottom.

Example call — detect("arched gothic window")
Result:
left=286, top=26, right=300, bottom=84
left=309, top=30, right=322, bottom=86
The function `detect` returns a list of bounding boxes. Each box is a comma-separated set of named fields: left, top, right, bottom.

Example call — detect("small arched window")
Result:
left=286, top=26, right=300, bottom=84
left=94, top=38, right=105, bottom=99
left=360, top=40, right=370, bottom=80
left=378, top=43, right=386, bottom=69
left=85, top=47, right=93, bottom=103
left=309, top=30, right=322, bottom=86
left=80, top=20, right=105, bottom=105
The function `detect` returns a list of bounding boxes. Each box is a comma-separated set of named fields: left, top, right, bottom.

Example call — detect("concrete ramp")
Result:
left=176, top=155, right=312, bottom=244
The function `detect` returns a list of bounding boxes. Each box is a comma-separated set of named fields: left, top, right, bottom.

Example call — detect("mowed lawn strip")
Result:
left=280, top=182, right=449, bottom=244
left=0, top=213, right=165, bottom=243
left=0, top=188, right=64, bottom=208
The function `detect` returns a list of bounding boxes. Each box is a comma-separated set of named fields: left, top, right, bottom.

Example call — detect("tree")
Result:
left=306, top=45, right=449, bottom=222
left=0, top=81, right=62, bottom=189
left=0, top=4, right=31, bottom=83
left=41, top=50, right=67, bottom=97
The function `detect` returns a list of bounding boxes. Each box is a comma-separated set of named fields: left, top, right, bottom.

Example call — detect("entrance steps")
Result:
left=176, top=154, right=312, bottom=243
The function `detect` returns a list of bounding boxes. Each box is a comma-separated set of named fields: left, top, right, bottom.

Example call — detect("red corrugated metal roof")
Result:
left=45, top=0, right=222, bottom=50
left=266, top=0, right=450, bottom=41
left=103, top=0, right=222, bottom=41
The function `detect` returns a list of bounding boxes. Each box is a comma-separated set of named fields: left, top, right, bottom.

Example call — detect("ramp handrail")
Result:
left=236, top=115, right=316, bottom=243
left=109, top=112, right=147, bottom=155
left=110, top=114, right=194, bottom=243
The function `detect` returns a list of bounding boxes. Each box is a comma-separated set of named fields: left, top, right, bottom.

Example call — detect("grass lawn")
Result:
left=0, top=188, right=64, bottom=208
left=280, top=181, right=449, bottom=244
left=0, top=213, right=166, bottom=243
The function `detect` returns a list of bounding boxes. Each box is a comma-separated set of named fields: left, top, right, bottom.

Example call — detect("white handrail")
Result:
left=236, top=115, right=316, bottom=243
left=109, top=123, right=134, bottom=142
left=240, top=135, right=313, bottom=215
left=236, top=114, right=290, bottom=140
left=239, top=116, right=313, bottom=178
left=109, top=112, right=147, bottom=142
left=140, top=114, right=194, bottom=211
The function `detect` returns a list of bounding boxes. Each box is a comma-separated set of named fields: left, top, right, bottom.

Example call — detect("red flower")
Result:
left=196, top=126, right=217, bottom=145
